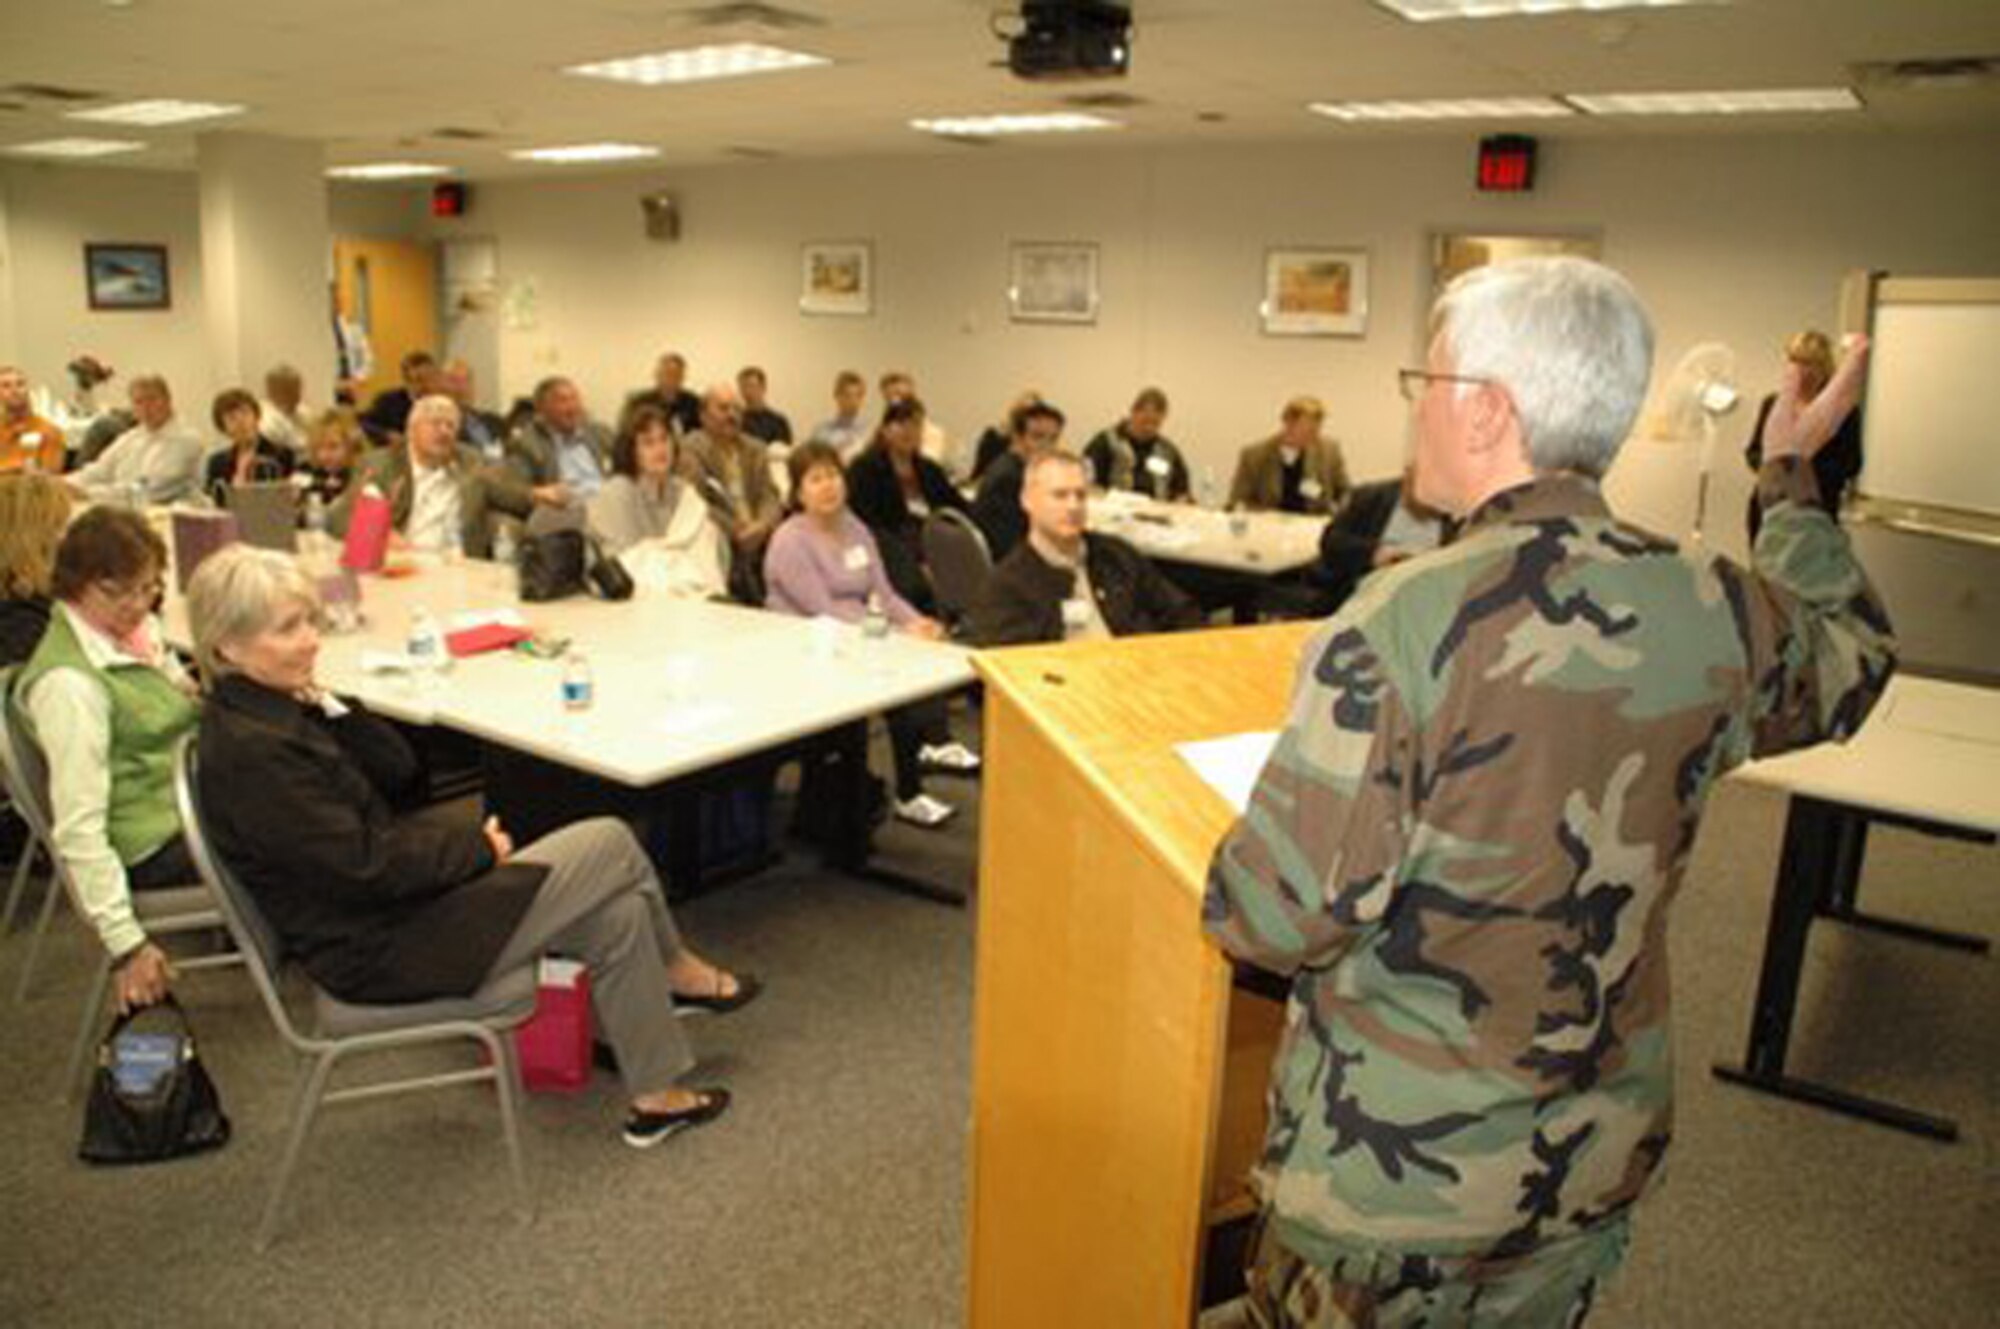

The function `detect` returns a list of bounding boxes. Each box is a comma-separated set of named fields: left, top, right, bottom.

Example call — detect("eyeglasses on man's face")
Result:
left=1396, top=368, right=1496, bottom=403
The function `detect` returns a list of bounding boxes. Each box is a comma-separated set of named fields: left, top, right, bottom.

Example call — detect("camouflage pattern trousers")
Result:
left=1244, top=1216, right=1631, bottom=1329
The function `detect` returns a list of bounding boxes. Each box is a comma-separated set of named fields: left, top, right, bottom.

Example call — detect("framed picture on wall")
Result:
left=1008, top=242, right=1099, bottom=325
left=800, top=240, right=873, bottom=316
left=84, top=243, right=171, bottom=311
left=1261, top=248, right=1368, bottom=337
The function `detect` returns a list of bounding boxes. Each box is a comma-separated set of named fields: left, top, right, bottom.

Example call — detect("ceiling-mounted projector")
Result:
left=1007, top=1, right=1132, bottom=81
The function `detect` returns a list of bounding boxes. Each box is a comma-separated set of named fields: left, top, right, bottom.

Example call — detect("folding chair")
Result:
left=922, top=509, right=994, bottom=638
left=174, top=736, right=537, bottom=1251
left=0, top=665, right=241, bottom=1096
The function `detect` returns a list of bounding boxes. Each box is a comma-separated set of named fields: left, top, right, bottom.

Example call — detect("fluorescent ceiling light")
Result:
left=1309, top=97, right=1574, bottom=122
left=1568, top=87, right=1863, bottom=115
left=3, top=137, right=145, bottom=158
left=1373, top=0, right=1720, bottom=20
left=565, top=42, right=828, bottom=86
left=909, top=112, right=1120, bottom=137
left=509, top=142, right=660, bottom=164
left=68, top=98, right=244, bottom=126
left=327, top=162, right=450, bottom=180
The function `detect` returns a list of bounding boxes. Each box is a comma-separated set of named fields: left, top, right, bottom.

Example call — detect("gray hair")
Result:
left=186, top=544, right=321, bottom=682
left=1434, top=257, right=1654, bottom=477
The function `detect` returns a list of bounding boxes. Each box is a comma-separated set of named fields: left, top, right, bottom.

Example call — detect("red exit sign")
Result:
left=1477, top=135, right=1537, bottom=193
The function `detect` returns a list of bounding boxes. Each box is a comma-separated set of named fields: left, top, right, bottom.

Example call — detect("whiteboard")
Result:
left=1860, top=284, right=2000, bottom=518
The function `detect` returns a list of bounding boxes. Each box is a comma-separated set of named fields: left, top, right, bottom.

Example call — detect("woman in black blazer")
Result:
left=845, top=397, right=972, bottom=612
left=203, top=387, right=295, bottom=505
left=186, top=545, right=759, bottom=1149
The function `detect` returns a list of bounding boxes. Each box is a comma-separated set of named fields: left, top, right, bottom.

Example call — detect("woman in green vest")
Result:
left=17, top=505, right=198, bottom=1013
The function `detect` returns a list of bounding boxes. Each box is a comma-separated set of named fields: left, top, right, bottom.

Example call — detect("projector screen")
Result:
left=1859, top=279, right=2000, bottom=519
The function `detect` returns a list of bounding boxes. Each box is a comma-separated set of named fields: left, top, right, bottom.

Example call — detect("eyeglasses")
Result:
left=99, top=576, right=165, bottom=605
left=1397, top=368, right=1495, bottom=403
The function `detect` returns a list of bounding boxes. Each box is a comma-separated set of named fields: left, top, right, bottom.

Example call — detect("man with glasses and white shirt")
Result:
left=331, top=395, right=552, bottom=558
left=67, top=375, right=204, bottom=504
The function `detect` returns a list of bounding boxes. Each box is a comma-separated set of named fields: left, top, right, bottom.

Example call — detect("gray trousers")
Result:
left=485, top=817, right=695, bottom=1098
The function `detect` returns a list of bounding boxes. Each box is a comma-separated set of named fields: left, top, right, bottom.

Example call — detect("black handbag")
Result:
left=518, top=528, right=588, bottom=602
left=519, top=528, right=634, bottom=602
left=78, top=997, right=231, bottom=1166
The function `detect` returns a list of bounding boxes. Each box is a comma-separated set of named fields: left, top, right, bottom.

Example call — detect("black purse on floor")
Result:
left=78, top=996, right=231, bottom=1166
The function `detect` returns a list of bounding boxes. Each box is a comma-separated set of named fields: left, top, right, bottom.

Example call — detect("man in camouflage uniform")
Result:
left=1204, top=257, right=1893, bottom=1327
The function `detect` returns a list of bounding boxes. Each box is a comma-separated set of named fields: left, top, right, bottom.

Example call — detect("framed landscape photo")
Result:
left=800, top=240, right=872, bottom=317
left=1008, top=241, right=1099, bottom=324
left=1261, top=247, right=1367, bottom=337
left=85, top=243, right=171, bottom=311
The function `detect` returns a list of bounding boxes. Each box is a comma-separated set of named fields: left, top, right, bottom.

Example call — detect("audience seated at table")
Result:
left=330, top=395, right=547, bottom=558
left=0, top=473, right=72, bottom=665
left=1, top=365, right=67, bottom=475
left=1227, top=395, right=1351, bottom=515
left=1083, top=387, right=1191, bottom=502
left=442, top=359, right=508, bottom=463
left=968, top=389, right=1042, bottom=484
left=14, top=506, right=198, bottom=1014
left=1312, top=468, right=1450, bottom=612
left=256, top=363, right=314, bottom=455
left=298, top=408, right=368, bottom=510
left=971, top=449, right=1201, bottom=647
left=187, top=545, right=754, bottom=1148
left=971, top=399, right=1066, bottom=562
left=67, top=374, right=205, bottom=505
left=588, top=405, right=729, bottom=599
left=805, top=370, right=870, bottom=459
left=736, top=365, right=793, bottom=447
left=682, top=384, right=784, bottom=586
left=846, top=398, right=972, bottom=614
left=764, top=442, right=976, bottom=828
left=359, top=350, right=440, bottom=446
left=506, top=376, right=614, bottom=503
left=203, top=387, right=296, bottom=505
left=625, top=352, right=703, bottom=439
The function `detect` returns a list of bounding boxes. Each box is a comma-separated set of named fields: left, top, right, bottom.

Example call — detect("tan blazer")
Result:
left=329, top=442, right=533, bottom=559
left=1227, top=434, right=1350, bottom=514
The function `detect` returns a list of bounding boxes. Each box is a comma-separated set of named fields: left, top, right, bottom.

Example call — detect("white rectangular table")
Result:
left=1712, top=673, right=1998, bottom=1139
left=1087, top=491, right=1324, bottom=576
left=172, top=549, right=978, bottom=900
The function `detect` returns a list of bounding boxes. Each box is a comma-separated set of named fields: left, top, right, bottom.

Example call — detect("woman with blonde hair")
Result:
left=0, top=472, right=74, bottom=664
left=298, top=407, right=368, bottom=508
left=1745, top=329, right=1864, bottom=541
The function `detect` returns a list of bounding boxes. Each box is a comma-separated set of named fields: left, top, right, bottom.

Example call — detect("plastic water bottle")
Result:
left=561, top=652, right=594, bottom=711
left=862, top=591, right=890, bottom=640
left=1198, top=466, right=1221, bottom=511
left=125, top=478, right=148, bottom=510
left=406, top=606, right=447, bottom=685
left=492, top=522, right=518, bottom=568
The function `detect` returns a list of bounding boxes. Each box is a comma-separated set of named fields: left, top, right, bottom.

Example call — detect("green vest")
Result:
left=17, top=609, right=197, bottom=865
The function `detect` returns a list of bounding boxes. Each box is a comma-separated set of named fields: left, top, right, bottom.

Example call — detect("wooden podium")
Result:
left=967, top=622, right=1314, bottom=1327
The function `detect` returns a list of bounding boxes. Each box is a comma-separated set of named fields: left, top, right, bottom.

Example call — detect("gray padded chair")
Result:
left=921, top=509, right=993, bottom=637
left=173, top=736, right=538, bottom=1251
left=0, top=666, right=240, bottom=1098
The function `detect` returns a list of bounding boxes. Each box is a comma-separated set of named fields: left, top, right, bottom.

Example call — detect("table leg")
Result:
left=817, top=720, right=964, bottom=907
left=1710, top=795, right=1961, bottom=1142
left=1814, top=808, right=1993, bottom=954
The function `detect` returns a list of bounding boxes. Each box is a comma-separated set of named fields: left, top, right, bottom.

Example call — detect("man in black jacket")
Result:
left=971, top=449, right=1201, bottom=647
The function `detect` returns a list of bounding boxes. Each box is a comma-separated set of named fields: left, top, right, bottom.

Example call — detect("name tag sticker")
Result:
left=843, top=544, right=872, bottom=572
left=1145, top=455, right=1171, bottom=476
left=1301, top=478, right=1323, bottom=499
left=1061, top=598, right=1091, bottom=628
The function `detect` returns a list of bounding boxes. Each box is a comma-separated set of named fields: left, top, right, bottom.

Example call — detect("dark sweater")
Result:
left=0, top=596, right=52, bottom=668
left=197, top=675, right=545, bottom=1003
left=970, top=532, right=1202, bottom=647
left=848, top=444, right=973, bottom=608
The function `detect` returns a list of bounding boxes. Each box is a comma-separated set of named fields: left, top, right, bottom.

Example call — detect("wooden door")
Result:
left=332, top=237, right=438, bottom=406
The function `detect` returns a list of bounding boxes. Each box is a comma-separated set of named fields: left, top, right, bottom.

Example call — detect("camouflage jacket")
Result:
left=1203, top=460, right=1894, bottom=1265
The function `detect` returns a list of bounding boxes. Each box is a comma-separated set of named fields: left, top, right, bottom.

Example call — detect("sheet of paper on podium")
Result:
left=1176, top=730, right=1278, bottom=814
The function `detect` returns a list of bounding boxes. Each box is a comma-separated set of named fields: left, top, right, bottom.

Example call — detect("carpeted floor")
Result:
left=0, top=745, right=1992, bottom=1327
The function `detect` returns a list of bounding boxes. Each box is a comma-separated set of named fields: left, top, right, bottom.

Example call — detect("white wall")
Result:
left=196, top=132, right=333, bottom=391
left=5, top=130, right=1997, bottom=562
left=407, top=129, right=1999, bottom=560
left=0, top=162, right=208, bottom=420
